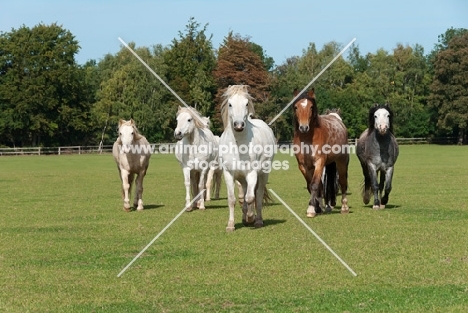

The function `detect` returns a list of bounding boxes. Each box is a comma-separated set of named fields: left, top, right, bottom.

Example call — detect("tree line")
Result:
left=1, top=18, right=467, bottom=147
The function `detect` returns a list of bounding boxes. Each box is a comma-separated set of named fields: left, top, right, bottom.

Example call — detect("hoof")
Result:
left=379, top=204, right=386, bottom=209
left=123, top=207, right=132, bottom=212
left=185, top=207, right=193, bottom=212
left=254, top=221, right=263, bottom=228
left=198, top=206, right=206, bottom=210
left=372, top=205, right=380, bottom=210
left=226, top=226, right=235, bottom=232
left=325, top=205, right=333, bottom=213
left=136, top=207, right=144, bottom=211
left=341, top=209, right=349, bottom=214
left=307, top=212, right=316, bottom=218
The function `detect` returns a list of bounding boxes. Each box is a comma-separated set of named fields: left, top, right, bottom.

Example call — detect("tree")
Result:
left=0, top=23, right=88, bottom=146
left=212, top=32, right=271, bottom=133
left=93, top=44, right=174, bottom=143
left=163, top=17, right=217, bottom=117
left=429, top=31, right=468, bottom=143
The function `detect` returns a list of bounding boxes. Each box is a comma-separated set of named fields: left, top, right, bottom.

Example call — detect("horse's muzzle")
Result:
left=174, top=131, right=183, bottom=140
left=299, top=125, right=310, bottom=133
left=233, top=121, right=245, bottom=132
left=377, top=126, right=388, bottom=135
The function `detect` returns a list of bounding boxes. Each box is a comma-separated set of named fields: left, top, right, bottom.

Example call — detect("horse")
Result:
left=356, top=103, right=399, bottom=209
left=292, top=89, right=349, bottom=217
left=174, top=106, right=219, bottom=211
left=219, top=85, right=276, bottom=231
left=205, top=135, right=223, bottom=201
left=112, top=119, right=151, bottom=212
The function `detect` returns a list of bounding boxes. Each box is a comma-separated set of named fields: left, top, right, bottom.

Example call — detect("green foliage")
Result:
left=0, top=23, right=91, bottom=146
left=163, top=17, right=217, bottom=117
left=429, top=31, right=468, bottom=143
left=0, top=23, right=466, bottom=146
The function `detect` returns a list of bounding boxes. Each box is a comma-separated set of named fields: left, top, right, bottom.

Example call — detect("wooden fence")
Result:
left=0, top=137, right=459, bottom=156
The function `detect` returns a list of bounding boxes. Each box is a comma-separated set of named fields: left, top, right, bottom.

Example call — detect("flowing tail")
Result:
left=360, top=163, right=371, bottom=204
left=324, top=162, right=337, bottom=208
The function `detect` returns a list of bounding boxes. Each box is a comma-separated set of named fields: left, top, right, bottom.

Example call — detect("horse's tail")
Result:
left=360, top=162, right=372, bottom=204
left=324, top=162, right=337, bottom=207
left=262, top=186, right=273, bottom=205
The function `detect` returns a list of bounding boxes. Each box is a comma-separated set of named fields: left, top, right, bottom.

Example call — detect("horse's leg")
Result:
left=134, top=169, right=146, bottom=211
left=197, top=169, right=207, bottom=209
left=238, top=179, right=250, bottom=226
left=182, top=167, right=192, bottom=211
left=214, top=170, right=222, bottom=199
left=253, top=174, right=268, bottom=228
left=307, top=160, right=324, bottom=218
left=380, top=166, right=395, bottom=208
left=367, top=164, right=381, bottom=209
left=120, top=169, right=132, bottom=212
left=236, top=180, right=244, bottom=206
left=244, top=171, right=258, bottom=225
left=224, top=171, right=237, bottom=232
left=361, top=162, right=372, bottom=204
left=336, top=159, right=349, bottom=214
left=379, top=170, right=385, bottom=204
left=205, top=167, right=214, bottom=201
left=191, top=171, right=200, bottom=209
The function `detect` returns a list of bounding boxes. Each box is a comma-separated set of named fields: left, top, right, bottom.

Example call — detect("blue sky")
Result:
left=1, top=0, right=467, bottom=65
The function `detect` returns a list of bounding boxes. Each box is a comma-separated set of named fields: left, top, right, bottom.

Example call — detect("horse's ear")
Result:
left=130, top=118, right=135, bottom=125
left=119, top=119, right=125, bottom=126
left=307, top=88, right=315, bottom=100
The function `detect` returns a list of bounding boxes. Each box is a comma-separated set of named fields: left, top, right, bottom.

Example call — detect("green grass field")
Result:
left=1, top=145, right=467, bottom=312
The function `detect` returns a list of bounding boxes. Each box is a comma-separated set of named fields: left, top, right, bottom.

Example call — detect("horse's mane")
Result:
left=220, top=85, right=255, bottom=128
left=117, top=119, right=143, bottom=143
left=177, top=106, right=208, bottom=129
left=368, top=103, right=394, bottom=134
left=292, top=88, right=319, bottom=129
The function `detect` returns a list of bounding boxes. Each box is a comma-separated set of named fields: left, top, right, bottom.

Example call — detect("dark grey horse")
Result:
left=356, top=104, right=399, bottom=209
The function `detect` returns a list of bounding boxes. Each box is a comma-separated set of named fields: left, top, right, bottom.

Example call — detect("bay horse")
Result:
left=112, top=119, right=151, bottom=211
left=219, top=85, right=276, bottom=231
left=292, top=89, right=349, bottom=217
left=174, top=106, right=218, bottom=211
left=356, top=103, right=399, bottom=209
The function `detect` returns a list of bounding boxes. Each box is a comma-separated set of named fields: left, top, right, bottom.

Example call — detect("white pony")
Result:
left=205, top=135, right=223, bottom=201
left=174, top=106, right=218, bottom=211
left=112, top=119, right=151, bottom=211
left=219, top=85, right=276, bottom=231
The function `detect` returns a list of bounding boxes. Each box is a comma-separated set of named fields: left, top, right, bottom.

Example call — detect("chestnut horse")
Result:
left=292, top=89, right=349, bottom=217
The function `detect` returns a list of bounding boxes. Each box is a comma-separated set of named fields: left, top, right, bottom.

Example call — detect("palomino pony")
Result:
left=174, top=106, right=218, bottom=211
left=356, top=103, right=399, bottom=209
left=112, top=119, right=151, bottom=211
left=219, top=85, right=276, bottom=231
left=292, top=89, right=349, bottom=217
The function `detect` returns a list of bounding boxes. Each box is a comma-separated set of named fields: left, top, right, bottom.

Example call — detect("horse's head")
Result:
left=221, top=85, right=255, bottom=132
left=370, top=104, right=393, bottom=135
left=174, top=106, right=206, bottom=140
left=118, top=119, right=139, bottom=146
left=293, top=89, right=318, bottom=133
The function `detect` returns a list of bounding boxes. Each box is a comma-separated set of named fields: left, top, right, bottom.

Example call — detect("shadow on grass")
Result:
left=361, top=203, right=401, bottom=210
left=234, top=218, right=287, bottom=230
left=126, top=204, right=165, bottom=212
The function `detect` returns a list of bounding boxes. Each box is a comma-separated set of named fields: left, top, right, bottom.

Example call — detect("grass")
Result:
left=0, top=145, right=467, bottom=312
